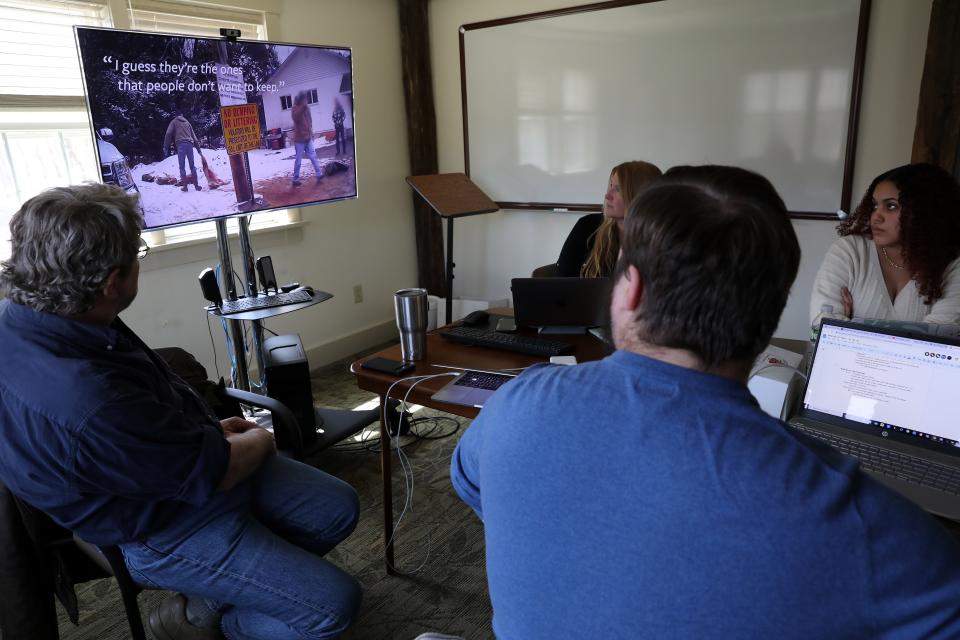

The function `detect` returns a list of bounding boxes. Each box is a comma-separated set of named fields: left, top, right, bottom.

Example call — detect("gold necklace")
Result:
left=881, top=246, right=906, bottom=270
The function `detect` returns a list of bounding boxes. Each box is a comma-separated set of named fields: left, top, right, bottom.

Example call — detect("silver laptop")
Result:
left=788, top=318, right=960, bottom=520
left=511, top=277, right=612, bottom=333
left=431, top=369, right=516, bottom=409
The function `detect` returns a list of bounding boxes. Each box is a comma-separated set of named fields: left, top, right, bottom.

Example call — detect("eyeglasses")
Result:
left=137, top=239, right=150, bottom=261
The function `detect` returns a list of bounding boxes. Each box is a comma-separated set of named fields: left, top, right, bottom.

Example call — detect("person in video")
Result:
left=163, top=113, right=203, bottom=193
left=0, top=184, right=361, bottom=640
left=291, top=91, right=323, bottom=187
left=451, top=165, right=960, bottom=639
left=332, top=98, right=347, bottom=156
left=811, top=162, right=960, bottom=324
left=554, top=160, right=661, bottom=277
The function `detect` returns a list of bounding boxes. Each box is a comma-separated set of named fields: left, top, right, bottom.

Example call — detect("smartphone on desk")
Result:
left=361, top=357, right=415, bottom=376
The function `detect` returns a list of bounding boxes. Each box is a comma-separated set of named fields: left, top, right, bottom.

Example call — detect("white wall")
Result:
left=429, top=0, right=932, bottom=340
left=122, top=0, right=417, bottom=378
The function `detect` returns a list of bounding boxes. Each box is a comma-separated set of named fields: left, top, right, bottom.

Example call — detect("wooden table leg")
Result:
left=379, top=394, right=396, bottom=574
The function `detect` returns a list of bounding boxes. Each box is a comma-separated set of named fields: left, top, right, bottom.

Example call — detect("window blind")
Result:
left=0, top=0, right=111, bottom=97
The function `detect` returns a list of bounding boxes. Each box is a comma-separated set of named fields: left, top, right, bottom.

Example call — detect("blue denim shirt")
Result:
left=0, top=300, right=231, bottom=545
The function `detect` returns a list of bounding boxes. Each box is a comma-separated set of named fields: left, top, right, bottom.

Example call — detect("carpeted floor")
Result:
left=56, top=351, right=493, bottom=640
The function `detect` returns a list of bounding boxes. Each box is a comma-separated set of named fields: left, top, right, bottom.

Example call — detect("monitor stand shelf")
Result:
left=209, top=218, right=328, bottom=391
left=206, top=289, right=332, bottom=322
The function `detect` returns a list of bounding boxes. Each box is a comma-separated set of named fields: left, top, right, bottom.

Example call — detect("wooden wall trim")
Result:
left=398, top=0, right=445, bottom=294
left=912, top=0, right=960, bottom=179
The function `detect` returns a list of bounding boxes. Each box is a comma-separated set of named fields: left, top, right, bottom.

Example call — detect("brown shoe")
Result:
left=148, top=594, right=223, bottom=640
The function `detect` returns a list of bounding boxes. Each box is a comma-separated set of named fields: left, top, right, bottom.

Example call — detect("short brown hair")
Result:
left=616, top=165, right=800, bottom=367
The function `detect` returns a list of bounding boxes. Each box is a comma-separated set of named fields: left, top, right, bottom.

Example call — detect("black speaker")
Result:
left=262, top=334, right=320, bottom=447
left=198, top=267, right=222, bottom=307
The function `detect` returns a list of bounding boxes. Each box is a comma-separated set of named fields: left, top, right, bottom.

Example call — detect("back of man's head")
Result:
left=616, top=165, right=800, bottom=368
left=0, top=183, right=143, bottom=316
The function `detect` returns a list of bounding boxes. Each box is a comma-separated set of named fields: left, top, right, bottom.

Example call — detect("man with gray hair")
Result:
left=0, top=183, right=361, bottom=640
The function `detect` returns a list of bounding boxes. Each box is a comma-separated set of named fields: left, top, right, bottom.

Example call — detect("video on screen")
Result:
left=75, top=27, right=356, bottom=231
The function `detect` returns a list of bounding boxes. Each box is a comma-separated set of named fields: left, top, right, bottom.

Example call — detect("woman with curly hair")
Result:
left=810, top=163, right=960, bottom=323
left=555, top=160, right=662, bottom=277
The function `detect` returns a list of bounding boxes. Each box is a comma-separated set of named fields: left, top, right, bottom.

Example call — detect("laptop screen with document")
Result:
left=801, top=320, right=960, bottom=456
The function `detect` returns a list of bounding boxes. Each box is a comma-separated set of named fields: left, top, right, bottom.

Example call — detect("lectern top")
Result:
left=405, top=173, right=499, bottom=218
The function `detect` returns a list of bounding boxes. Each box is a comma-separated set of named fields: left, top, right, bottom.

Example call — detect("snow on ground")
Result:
left=132, top=141, right=341, bottom=228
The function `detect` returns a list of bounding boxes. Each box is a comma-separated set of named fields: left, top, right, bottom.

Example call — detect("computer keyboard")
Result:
left=454, top=371, right=514, bottom=391
left=790, top=423, right=960, bottom=495
left=217, top=289, right=313, bottom=315
left=440, top=325, right=573, bottom=357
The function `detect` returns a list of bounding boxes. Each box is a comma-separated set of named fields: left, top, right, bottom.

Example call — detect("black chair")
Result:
left=222, top=387, right=382, bottom=459
left=156, top=347, right=381, bottom=460
left=71, top=537, right=149, bottom=640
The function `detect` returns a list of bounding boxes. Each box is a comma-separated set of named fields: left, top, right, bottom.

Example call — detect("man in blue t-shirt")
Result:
left=451, top=166, right=960, bottom=639
left=0, top=184, right=361, bottom=640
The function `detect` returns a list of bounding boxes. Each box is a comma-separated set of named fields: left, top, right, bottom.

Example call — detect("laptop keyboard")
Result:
left=453, top=371, right=513, bottom=390
left=791, top=423, right=960, bottom=495
left=440, top=325, right=573, bottom=357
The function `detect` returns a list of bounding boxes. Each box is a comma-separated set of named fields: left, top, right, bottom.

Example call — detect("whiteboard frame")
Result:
left=459, top=0, right=872, bottom=219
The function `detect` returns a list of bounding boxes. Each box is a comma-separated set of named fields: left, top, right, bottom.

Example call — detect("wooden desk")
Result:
left=351, top=323, right=812, bottom=572
left=351, top=318, right=611, bottom=571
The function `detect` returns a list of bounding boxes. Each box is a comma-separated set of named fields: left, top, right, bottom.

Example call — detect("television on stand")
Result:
left=74, top=27, right=356, bottom=393
left=74, top=26, right=357, bottom=232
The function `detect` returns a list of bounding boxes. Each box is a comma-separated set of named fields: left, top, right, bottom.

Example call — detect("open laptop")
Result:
left=788, top=318, right=960, bottom=520
left=431, top=368, right=517, bottom=409
left=511, top=277, right=612, bottom=333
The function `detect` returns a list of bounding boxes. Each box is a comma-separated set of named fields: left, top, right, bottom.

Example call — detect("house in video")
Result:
left=259, top=47, right=353, bottom=145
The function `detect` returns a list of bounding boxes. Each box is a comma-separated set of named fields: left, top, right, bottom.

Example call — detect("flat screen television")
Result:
left=74, top=27, right=356, bottom=231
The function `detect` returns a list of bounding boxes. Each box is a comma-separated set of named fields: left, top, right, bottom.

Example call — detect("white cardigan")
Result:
left=809, top=235, right=960, bottom=324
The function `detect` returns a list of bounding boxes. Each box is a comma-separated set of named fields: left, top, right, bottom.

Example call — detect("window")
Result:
left=0, top=0, right=111, bottom=97
left=0, top=0, right=112, bottom=259
left=128, top=7, right=266, bottom=41
left=306, top=89, right=318, bottom=104
left=280, top=95, right=293, bottom=110
left=0, top=1, right=295, bottom=261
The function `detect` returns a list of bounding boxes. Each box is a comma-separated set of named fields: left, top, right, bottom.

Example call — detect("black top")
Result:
left=556, top=213, right=603, bottom=277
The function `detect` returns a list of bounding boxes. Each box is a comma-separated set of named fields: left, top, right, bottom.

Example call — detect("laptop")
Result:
left=431, top=368, right=517, bottom=409
left=511, top=277, right=612, bottom=333
left=788, top=318, right=960, bottom=520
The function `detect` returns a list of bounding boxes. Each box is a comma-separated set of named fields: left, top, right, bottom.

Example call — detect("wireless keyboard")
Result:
left=440, top=325, right=573, bottom=357
left=218, top=289, right=313, bottom=315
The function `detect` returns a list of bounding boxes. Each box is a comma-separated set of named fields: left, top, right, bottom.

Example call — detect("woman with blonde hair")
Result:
left=555, top=161, right=662, bottom=277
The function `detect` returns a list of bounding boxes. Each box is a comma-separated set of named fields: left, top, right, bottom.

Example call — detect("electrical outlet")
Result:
left=353, top=284, right=363, bottom=304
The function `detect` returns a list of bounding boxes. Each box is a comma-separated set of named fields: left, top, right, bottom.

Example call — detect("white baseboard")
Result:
left=245, top=319, right=396, bottom=380
left=303, top=318, right=397, bottom=370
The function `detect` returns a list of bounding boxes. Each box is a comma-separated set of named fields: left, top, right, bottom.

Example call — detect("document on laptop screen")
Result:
left=804, top=324, right=960, bottom=445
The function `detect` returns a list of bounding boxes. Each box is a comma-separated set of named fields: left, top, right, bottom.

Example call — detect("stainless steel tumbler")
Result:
left=394, top=288, right=429, bottom=361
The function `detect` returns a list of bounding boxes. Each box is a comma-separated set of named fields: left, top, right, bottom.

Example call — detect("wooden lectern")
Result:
left=405, top=173, right=499, bottom=325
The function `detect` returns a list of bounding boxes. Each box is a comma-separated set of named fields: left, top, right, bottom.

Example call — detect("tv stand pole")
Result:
left=237, top=217, right=267, bottom=383
left=215, top=219, right=265, bottom=392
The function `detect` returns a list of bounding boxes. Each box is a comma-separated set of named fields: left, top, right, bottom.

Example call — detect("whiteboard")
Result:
left=460, top=0, right=868, bottom=216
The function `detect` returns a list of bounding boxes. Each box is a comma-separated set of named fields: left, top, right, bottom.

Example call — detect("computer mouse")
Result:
left=295, top=285, right=314, bottom=296
left=462, top=310, right=490, bottom=327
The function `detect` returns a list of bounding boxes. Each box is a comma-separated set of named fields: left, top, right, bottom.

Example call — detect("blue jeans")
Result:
left=293, top=140, right=321, bottom=182
left=176, top=140, right=198, bottom=183
left=120, top=456, right=361, bottom=639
